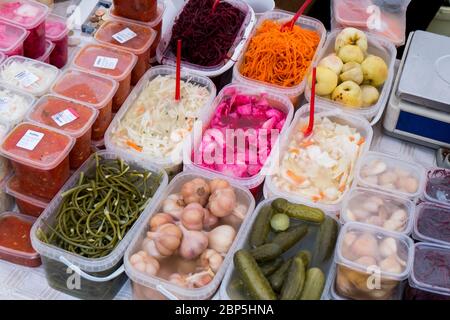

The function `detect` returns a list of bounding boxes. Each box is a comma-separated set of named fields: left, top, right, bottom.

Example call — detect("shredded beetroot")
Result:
left=169, top=0, right=245, bottom=67
left=417, top=205, right=450, bottom=244
left=426, top=168, right=450, bottom=204
left=414, top=247, right=450, bottom=290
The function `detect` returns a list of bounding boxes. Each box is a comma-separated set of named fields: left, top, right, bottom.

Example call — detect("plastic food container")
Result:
left=220, top=197, right=339, bottom=300
left=0, top=122, right=75, bottom=200
left=157, top=0, right=256, bottom=79
left=0, top=124, right=11, bottom=183
left=95, top=20, right=157, bottom=86
left=0, top=21, right=28, bottom=56
left=112, top=0, right=157, bottom=22
left=105, top=66, right=216, bottom=178
left=72, top=44, right=137, bottom=112
left=334, top=222, right=414, bottom=300
left=30, top=151, right=168, bottom=300
left=264, top=105, right=373, bottom=213
left=124, top=171, right=255, bottom=300
left=0, top=52, right=4, bottom=64
left=232, top=10, right=326, bottom=106
left=341, top=187, right=414, bottom=235
left=413, top=202, right=450, bottom=246
left=423, top=167, right=450, bottom=207
left=0, top=174, right=14, bottom=213
left=183, top=83, right=294, bottom=198
left=0, top=82, right=35, bottom=127
left=0, top=0, right=49, bottom=59
left=51, top=69, right=118, bottom=142
left=0, top=212, right=41, bottom=267
left=304, top=29, right=397, bottom=123
left=27, top=95, right=99, bottom=170
left=5, top=175, right=49, bottom=217
left=356, top=151, right=426, bottom=199
left=36, top=39, right=54, bottom=64
left=45, top=14, right=69, bottom=69
left=0, top=56, right=59, bottom=96
left=406, top=243, right=450, bottom=300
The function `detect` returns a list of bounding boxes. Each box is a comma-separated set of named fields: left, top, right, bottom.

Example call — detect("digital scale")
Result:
left=383, top=31, right=450, bottom=150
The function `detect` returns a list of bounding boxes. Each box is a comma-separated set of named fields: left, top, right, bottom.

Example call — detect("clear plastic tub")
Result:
left=413, top=202, right=450, bottom=246
left=112, top=0, right=157, bottom=22
left=220, top=197, right=339, bottom=300
left=304, top=29, right=397, bottom=123
left=0, top=122, right=75, bottom=200
left=124, top=171, right=255, bottom=300
left=0, top=52, right=4, bottom=65
left=0, top=82, right=35, bottom=127
left=0, top=21, right=28, bottom=56
left=183, top=83, right=294, bottom=198
left=334, top=222, right=414, bottom=300
left=341, top=187, right=414, bottom=235
left=0, top=56, right=59, bottom=96
left=30, top=151, right=168, bottom=300
left=423, top=167, right=450, bottom=207
left=51, top=69, right=119, bottom=142
left=36, top=39, right=54, bottom=64
left=0, top=174, right=14, bottom=213
left=0, top=0, right=49, bottom=59
left=356, top=151, right=426, bottom=199
left=72, top=44, right=137, bottom=112
left=95, top=19, right=157, bottom=85
left=26, top=95, right=99, bottom=170
left=0, top=124, right=11, bottom=183
left=5, top=175, right=49, bottom=218
left=105, top=66, right=216, bottom=178
left=232, top=10, right=326, bottom=106
left=264, top=104, right=373, bottom=213
left=45, top=14, right=69, bottom=69
left=406, top=243, right=450, bottom=300
left=157, top=0, right=256, bottom=79
left=0, top=211, right=41, bottom=267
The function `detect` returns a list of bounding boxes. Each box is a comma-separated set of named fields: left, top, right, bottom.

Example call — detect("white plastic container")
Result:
left=341, top=187, right=414, bottom=235
left=36, top=39, right=55, bottom=64
left=0, top=82, right=36, bottom=127
left=356, top=151, right=426, bottom=199
left=157, top=0, right=256, bottom=78
left=105, top=66, right=217, bottom=177
left=219, top=197, right=339, bottom=300
left=423, top=167, right=450, bottom=207
left=413, top=202, right=450, bottom=247
left=30, top=151, right=168, bottom=300
left=0, top=52, right=5, bottom=65
left=183, top=83, right=294, bottom=198
left=334, top=222, right=414, bottom=300
left=232, top=9, right=326, bottom=106
left=304, top=29, right=397, bottom=125
left=124, top=171, right=256, bottom=300
left=264, top=104, right=373, bottom=213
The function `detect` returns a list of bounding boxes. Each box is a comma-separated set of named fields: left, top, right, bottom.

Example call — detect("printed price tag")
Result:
left=0, top=97, right=9, bottom=111
left=16, top=130, right=44, bottom=151
left=93, top=56, right=118, bottom=70
left=112, top=28, right=137, bottom=44
left=52, top=108, right=79, bottom=127
left=15, top=70, right=39, bottom=87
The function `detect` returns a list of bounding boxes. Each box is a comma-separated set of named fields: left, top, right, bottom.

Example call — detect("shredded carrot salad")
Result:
left=240, top=20, right=320, bottom=88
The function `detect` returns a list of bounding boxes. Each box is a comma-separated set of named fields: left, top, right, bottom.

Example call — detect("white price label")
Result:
left=0, top=97, right=9, bottom=111
left=14, top=70, right=39, bottom=87
left=93, top=56, right=118, bottom=70
left=112, top=28, right=137, bottom=44
left=52, top=108, right=80, bottom=127
left=16, top=130, right=44, bottom=151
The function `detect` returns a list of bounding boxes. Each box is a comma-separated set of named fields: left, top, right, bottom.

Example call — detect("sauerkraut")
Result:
left=0, top=86, right=34, bottom=126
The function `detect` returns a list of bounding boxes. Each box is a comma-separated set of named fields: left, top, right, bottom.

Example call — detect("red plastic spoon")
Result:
left=280, top=0, right=313, bottom=32
left=175, top=39, right=182, bottom=101
left=212, top=0, right=220, bottom=13
left=303, top=67, right=316, bottom=137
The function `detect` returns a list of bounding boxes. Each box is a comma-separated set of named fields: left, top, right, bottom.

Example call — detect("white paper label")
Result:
left=0, top=97, right=9, bottom=111
left=16, top=130, right=44, bottom=151
left=14, top=70, right=39, bottom=87
left=112, top=28, right=137, bottom=44
left=52, top=108, right=80, bottom=127
left=93, top=56, right=118, bottom=70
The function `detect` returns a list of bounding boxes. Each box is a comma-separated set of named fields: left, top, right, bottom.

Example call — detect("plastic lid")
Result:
left=410, top=242, right=450, bottom=297
left=36, top=39, right=55, bottom=63
left=0, top=122, right=75, bottom=170
left=0, top=211, right=39, bottom=261
left=45, top=13, right=69, bottom=42
left=5, top=175, right=49, bottom=209
left=27, top=95, right=99, bottom=139
left=334, top=222, right=414, bottom=281
left=424, top=167, right=450, bottom=207
left=73, top=43, right=138, bottom=81
left=51, top=69, right=119, bottom=110
left=95, top=19, right=157, bottom=56
left=108, top=0, right=166, bottom=29
left=0, top=82, right=36, bottom=127
left=333, top=0, right=372, bottom=27
left=0, top=21, right=28, bottom=55
left=0, top=0, right=49, bottom=30
left=413, top=202, right=450, bottom=246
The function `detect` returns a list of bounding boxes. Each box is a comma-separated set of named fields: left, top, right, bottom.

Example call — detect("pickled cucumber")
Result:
left=269, top=258, right=292, bottom=292
left=272, top=199, right=325, bottom=224
left=280, top=257, right=306, bottom=300
left=234, top=250, right=277, bottom=300
left=295, top=250, right=311, bottom=269
left=300, top=268, right=325, bottom=300
left=312, top=217, right=339, bottom=265
left=249, top=206, right=273, bottom=248
left=271, top=225, right=308, bottom=252
left=250, top=243, right=283, bottom=262
left=260, top=258, right=284, bottom=277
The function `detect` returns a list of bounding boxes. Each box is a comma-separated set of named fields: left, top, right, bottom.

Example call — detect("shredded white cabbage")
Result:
left=0, top=87, right=33, bottom=126
left=111, top=75, right=210, bottom=164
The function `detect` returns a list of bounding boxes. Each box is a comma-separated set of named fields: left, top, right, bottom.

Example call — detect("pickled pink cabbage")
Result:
left=0, top=24, right=20, bottom=49
left=196, top=88, right=287, bottom=178
left=0, top=2, right=42, bottom=25
left=45, top=20, right=66, bottom=39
